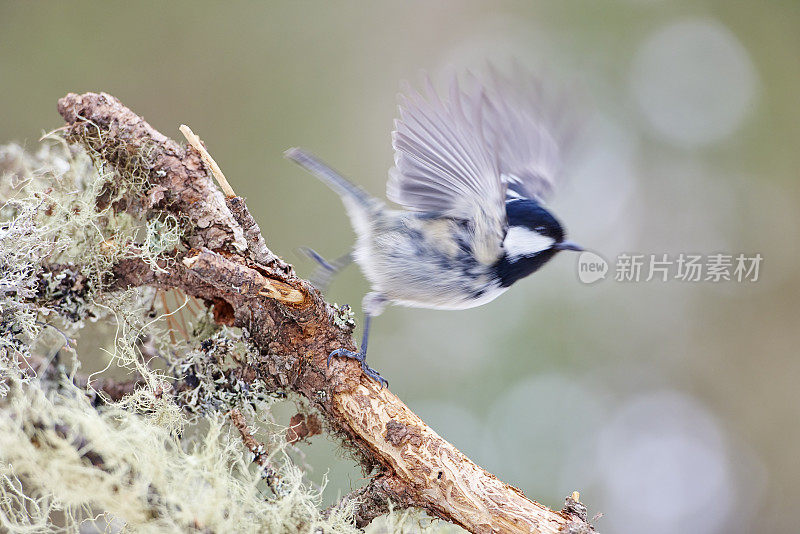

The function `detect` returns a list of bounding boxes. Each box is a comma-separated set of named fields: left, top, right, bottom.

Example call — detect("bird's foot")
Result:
left=327, top=348, right=388, bottom=388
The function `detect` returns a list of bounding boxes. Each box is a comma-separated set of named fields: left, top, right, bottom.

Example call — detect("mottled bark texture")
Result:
left=56, top=92, right=597, bottom=534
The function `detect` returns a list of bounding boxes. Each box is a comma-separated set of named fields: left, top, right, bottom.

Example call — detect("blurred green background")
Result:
left=2, top=2, right=799, bottom=533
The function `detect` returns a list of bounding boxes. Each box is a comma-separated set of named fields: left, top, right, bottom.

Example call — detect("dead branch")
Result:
left=56, top=92, right=597, bottom=534
left=229, top=408, right=281, bottom=493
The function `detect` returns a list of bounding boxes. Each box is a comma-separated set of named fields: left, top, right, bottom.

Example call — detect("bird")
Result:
left=286, top=65, right=582, bottom=388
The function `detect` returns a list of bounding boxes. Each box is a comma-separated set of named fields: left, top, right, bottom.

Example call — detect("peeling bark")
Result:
left=56, top=92, right=598, bottom=534
left=286, top=412, right=323, bottom=444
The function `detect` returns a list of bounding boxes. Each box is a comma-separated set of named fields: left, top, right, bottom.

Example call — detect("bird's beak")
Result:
left=554, top=240, right=584, bottom=252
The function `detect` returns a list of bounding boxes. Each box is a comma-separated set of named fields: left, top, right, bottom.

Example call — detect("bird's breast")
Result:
left=353, top=213, right=505, bottom=310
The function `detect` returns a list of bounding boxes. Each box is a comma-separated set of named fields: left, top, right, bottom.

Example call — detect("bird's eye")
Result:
left=535, top=226, right=546, bottom=232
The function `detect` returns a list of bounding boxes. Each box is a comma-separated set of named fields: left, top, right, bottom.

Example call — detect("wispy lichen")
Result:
left=0, top=135, right=181, bottom=358
left=0, top=359, right=359, bottom=533
left=0, top=139, right=456, bottom=534
left=0, top=141, right=357, bottom=533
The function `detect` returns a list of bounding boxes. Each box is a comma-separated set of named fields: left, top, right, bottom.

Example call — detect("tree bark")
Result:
left=56, top=92, right=597, bottom=534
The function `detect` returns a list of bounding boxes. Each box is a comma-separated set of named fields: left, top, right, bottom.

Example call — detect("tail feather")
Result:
left=284, top=148, right=373, bottom=208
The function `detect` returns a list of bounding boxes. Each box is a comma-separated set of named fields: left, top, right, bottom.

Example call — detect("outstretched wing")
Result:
left=389, top=76, right=506, bottom=265
left=481, top=64, right=573, bottom=203
left=388, top=66, right=573, bottom=263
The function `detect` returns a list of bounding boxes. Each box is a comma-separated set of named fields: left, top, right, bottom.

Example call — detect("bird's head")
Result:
left=503, top=199, right=583, bottom=261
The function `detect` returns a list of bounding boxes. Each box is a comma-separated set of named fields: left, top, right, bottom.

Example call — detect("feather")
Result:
left=389, top=75, right=505, bottom=264
left=482, top=62, right=574, bottom=202
left=387, top=65, right=572, bottom=263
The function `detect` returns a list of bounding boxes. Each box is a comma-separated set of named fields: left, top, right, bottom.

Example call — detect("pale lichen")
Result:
left=0, top=140, right=455, bottom=533
left=0, top=359, right=359, bottom=533
left=177, top=329, right=278, bottom=417
left=0, top=139, right=361, bottom=533
left=331, top=303, right=356, bottom=331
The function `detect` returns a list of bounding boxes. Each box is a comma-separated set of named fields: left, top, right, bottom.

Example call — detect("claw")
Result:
left=360, top=362, right=389, bottom=389
left=327, top=348, right=347, bottom=367
left=327, top=348, right=388, bottom=389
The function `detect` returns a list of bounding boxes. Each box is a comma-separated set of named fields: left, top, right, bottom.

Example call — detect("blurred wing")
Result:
left=481, top=64, right=573, bottom=202
left=389, top=76, right=506, bottom=264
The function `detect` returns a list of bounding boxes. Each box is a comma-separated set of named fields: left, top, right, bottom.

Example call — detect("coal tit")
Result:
left=286, top=66, right=582, bottom=387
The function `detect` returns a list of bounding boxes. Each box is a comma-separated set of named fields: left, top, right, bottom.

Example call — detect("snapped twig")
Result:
left=179, top=124, right=236, bottom=198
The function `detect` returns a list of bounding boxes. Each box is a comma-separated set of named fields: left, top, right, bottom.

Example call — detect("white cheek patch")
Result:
left=503, top=226, right=555, bottom=259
